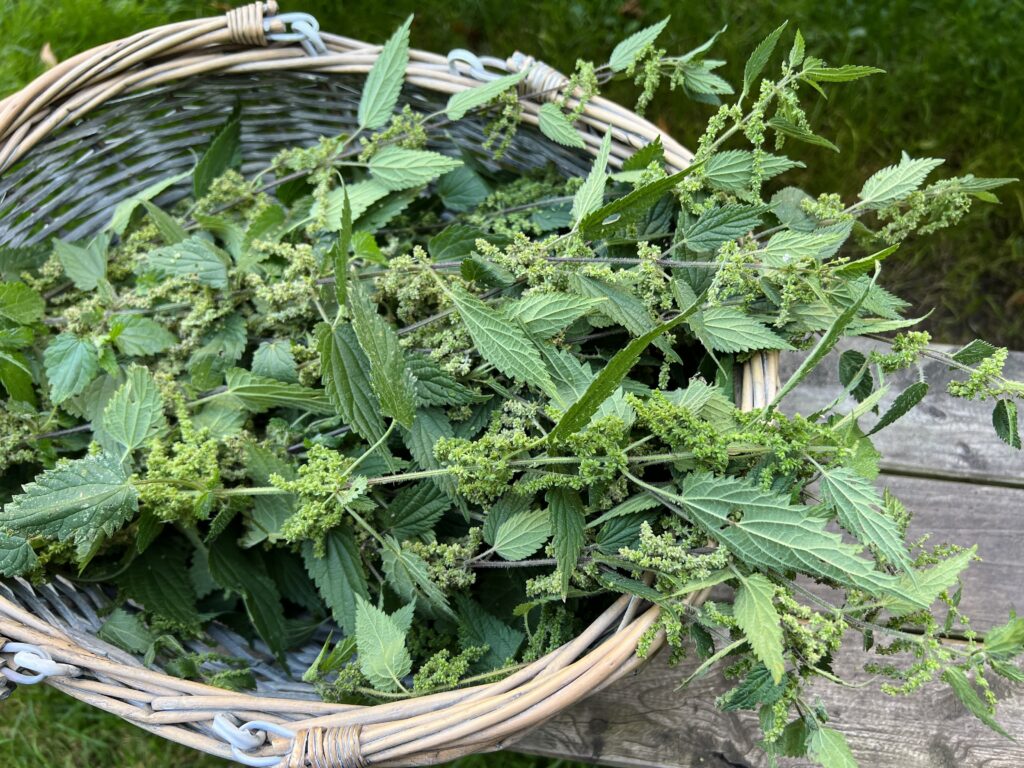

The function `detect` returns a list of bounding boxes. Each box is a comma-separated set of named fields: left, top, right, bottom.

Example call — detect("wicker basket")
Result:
left=0, top=5, right=780, bottom=766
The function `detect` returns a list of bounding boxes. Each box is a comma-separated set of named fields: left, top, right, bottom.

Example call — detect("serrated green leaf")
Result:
left=380, top=537, right=453, bottom=616
left=252, top=341, right=298, bottom=383
left=882, top=547, right=974, bottom=616
left=734, top=573, right=786, bottom=683
left=1, top=453, right=137, bottom=560
left=834, top=244, right=900, bottom=277
left=807, top=727, right=859, bottom=768
left=622, top=137, right=664, bottom=171
left=355, top=595, right=413, bottom=692
left=760, top=229, right=847, bottom=266
left=838, top=350, right=873, bottom=403
left=141, top=200, right=188, bottom=244
left=993, top=399, right=1021, bottom=449
left=349, top=285, right=417, bottom=428
left=690, top=307, right=792, bottom=354
left=456, top=595, right=525, bottom=671
left=53, top=236, right=107, bottom=291
left=110, top=315, right=177, bottom=356
left=549, top=488, right=585, bottom=598
left=449, top=286, right=554, bottom=392
left=506, top=292, right=605, bottom=339
left=742, top=22, right=787, bottom=98
left=316, top=322, right=386, bottom=441
left=428, top=224, right=487, bottom=261
left=102, top=365, right=166, bottom=455
left=315, top=180, right=390, bottom=232
left=0, top=281, right=45, bottom=324
left=537, top=103, right=585, bottom=148
left=684, top=204, right=766, bottom=253
left=436, top=165, right=491, bottom=212
left=358, top=16, right=411, bottom=130
left=767, top=116, right=839, bottom=152
left=704, top=150, right=803, bottom=195
left=194, top=104, right=241, bottom=199
left=446, top=70, right=528, bottom=120
left=383, top=481, right=451, bottom=540
left=121, top=541, right=199, bottom=624
left=98, top=608, right=154, bottom=654
left=0, top=531, right=37, bottom=577
left=985, top=614, right=1024, bottom=661
left=139, top=236, right=229, bottom=289
left=108, top=171, right=191, bottom=236
left=572, top=132, right=612, bottom=224
left=303, top=528, right=369, bottom=635
left=492, top=509, right=550, bottom=561
left=869, top=381, right=928, bottom=435
left=858, top=154, right=945, bottom=209
left=818, top=467, right=911, bottom=569
left=720, top=663, right=788, bottom=711
left=368, top=147, right=462, bottom=191
left=942, top=667, right=1012, bottom=738
left=223, top=368, right=334, bottom=415
left=951, top=339, right=999, bottom=366
left=208, top=535, right=288, bottom=655
left=803, top=64, right=884, bottom=83
left=580, top=165, right=700, bottom=238
left=43, top=332, right=100, bottom=403
left=609, top=16, right=670, bottom=72
left=407, top=354, right=487, bottom=408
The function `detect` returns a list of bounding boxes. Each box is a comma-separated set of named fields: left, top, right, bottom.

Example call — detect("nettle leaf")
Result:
left=580, top=166, right=698, bottom=238
left=108, top=171, right=191, bottom=236
left=720, top=664, right=788, bottom=712
left=303, top=528, right=369, bottom=636
left=446, top=70, right=528, bottom=120
left=742, top=21, right=787, bottom=98
left=383, top=481, right=451, bottom=540
left=142, top=200, right=187, bottom=244
left=667, top=472, right=924, bottom=605
left=381, top=538, right=453, bottom=616
left=942, top=667, right=1011, bottom=738
left=683, top=204, right=766, bottom=253
left=456, top=596, right=525, bottom=671
left=817, top=467, right=911, bottom=569
left=252, top=341, right=298, bottom=383
left=506, top=292, right=605, bottom=339
left=537, top=103, right=585, bottom=148
left=368, top=147, right=462, bottom=191
left=315, top=181, right=390, bottom=232
left=43, top=332, right=101, bottom=403
left=806, top=727, right=858, bottom=768
left=572, top=132, right=612, bottom=224
left=405, top=408, right=460, bottom=501
left=53, top=236, right=107, bottom=291
left=110, top=315, right=177, bottom=356
left=767, top=116, right=839, bottom=153
left=139, top=236, right=229, bottom=289
left=838, top=350, right=873, bottom=402
left=734, top=573, right=786, bottom=683
left=549, top=488, right=585, bottom=598
left=951, top=339, right=999, bottom=366
left=490, top=508, right=550, bottom=561
left=223, top=368, right=334, bottom=415
left=98, top=608, right=154, bottom=654
left=760, top=229, right=848, bottom=266
left=121, top=541, right=199, bottom=624
left=609, top=16, right=669, bottom=72
left=704, top=150, right=803, bottom=195
left=869, top=380, right=928, bottom=435
left=858, top=153, right=944, bottom=209
left=407, top=354, right=487, bottom=408
left=358, top=15, right=411, bottom=130
left=101, top=365, right=167, bottom=455
left=984, top=614, right=1024, bottom=660
left=0, top=280, right=45, bottom=324
left=689, top=307, right=792, bottom=354
left=622, top=137, right=664, bottom=171
left=194, top=104, right=241, bottom=199
left=349, top=285, right=417, bottom=428
left=993, top=399, right=1021, bottom=449
left=355, top=596, right=413, bottom=692
left=208, top=536, right=288, bottom=655
left=428, top=224, right=486, bottom=261
left=316, top=322, right=386, bottom=441
left=449, top=286, right=554, bottom=392
left=1, top=453, right=137, bottom=560
left=881, top=547, right=974, bottom=616
left=0, top=531, right=37, bottom=577
left=437, top=165, right=491, bottom=212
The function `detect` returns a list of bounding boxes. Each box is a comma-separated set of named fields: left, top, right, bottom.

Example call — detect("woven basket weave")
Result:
left=0, top=4, right=780, bottom=766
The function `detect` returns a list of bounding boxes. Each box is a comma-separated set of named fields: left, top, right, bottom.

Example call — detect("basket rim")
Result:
left=0, top=4, right=779, bottom=766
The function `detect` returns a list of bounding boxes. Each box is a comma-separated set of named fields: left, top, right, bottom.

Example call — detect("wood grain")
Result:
left=519, top=343, right=1024, bottom=767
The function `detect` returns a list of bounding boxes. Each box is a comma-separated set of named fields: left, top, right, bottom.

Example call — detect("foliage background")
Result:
left=0, top=0, right=1021, bottom=765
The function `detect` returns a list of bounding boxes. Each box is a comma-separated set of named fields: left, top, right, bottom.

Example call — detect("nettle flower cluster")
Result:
left=0, top=15, right=1021, bottom=767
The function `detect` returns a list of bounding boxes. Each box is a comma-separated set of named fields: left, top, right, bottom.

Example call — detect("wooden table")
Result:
left=518, top=341, right=1024, bottom=767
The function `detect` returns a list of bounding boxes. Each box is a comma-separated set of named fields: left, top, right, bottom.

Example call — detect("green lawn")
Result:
left=0, top=1, right=1022, bottom=766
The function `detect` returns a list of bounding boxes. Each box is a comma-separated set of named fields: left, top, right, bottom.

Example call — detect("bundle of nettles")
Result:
left=1, top=16, right=1022, bottom=765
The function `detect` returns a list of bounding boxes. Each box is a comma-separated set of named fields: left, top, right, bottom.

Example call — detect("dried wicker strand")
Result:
left=226, top=2, right=268, bottom=47
left=506, top=52, right=566, bottom=102
left=289, top=725, right=365, bottom=768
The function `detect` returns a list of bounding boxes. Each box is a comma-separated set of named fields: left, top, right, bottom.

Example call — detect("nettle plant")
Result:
left=0, top=16, right=1022, bottom=765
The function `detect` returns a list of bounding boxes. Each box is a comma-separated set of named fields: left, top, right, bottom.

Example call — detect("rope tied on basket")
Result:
left=289, top=725, right=365, bottom=768
left=226, top=2, right=327, bottom=57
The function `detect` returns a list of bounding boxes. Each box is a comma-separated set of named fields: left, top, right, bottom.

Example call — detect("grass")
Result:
left=0, top=1, right=1022, bottom=765
left=0, top=684, right=589, bottom=768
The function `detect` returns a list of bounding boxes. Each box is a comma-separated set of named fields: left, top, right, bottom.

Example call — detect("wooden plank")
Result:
left=779, top=341, right=1024, bottom=486
left=517, top=639, right=1024, bottom=768
left=516, top=475, right=1024, bottom=766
